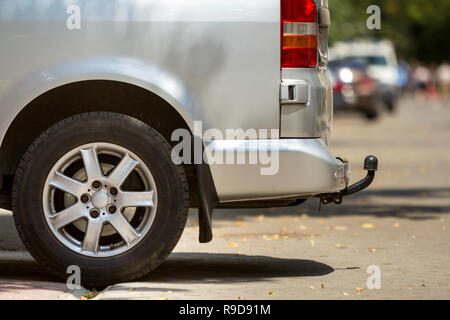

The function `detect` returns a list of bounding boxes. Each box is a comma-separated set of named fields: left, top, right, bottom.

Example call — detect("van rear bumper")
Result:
left=206, top=138, right=349, bottom=202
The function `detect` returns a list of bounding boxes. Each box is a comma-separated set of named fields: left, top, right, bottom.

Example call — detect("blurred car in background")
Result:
left=329, top=58, right=383, bottom=120
left=330, top=40, right=399, bottom=112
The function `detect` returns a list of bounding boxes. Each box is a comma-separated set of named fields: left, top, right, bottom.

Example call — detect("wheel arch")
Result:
left=0, top=80, right=220, bottom=241
left=0, top=79, right=218, bottom=242
left=0, top=57, right=218, bottom=242
left=0, top=79, right=192, bottom=177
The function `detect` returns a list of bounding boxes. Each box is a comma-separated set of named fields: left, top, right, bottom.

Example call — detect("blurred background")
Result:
left=328, top=0, right=449, bottom=121
left=330, top=0, right=449, bottom=62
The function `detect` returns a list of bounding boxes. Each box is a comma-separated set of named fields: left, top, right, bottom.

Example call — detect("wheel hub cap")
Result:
left=91, top=190, right=109, bottom=209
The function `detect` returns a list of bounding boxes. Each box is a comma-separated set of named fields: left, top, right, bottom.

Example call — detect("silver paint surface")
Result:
left=0, top=0, right=340, bottom=200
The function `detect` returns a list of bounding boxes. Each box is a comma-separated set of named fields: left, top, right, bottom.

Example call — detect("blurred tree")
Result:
left=329, top=0, right=450, bottom=63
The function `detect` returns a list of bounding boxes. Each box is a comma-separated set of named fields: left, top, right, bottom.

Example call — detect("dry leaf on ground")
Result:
left=235, top=221, right=246, bottom=227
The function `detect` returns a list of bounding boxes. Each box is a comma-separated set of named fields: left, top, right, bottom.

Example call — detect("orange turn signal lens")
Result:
left=282, top=34, right=317, bottom=50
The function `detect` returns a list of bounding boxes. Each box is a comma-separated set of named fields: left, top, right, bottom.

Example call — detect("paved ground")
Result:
left=0, top=96, right=449, bottom=299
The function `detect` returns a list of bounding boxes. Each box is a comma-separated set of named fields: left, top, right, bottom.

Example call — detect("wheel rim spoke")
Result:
left=107, top=153, right=138, bottom=187
left=43, top=142, right=157, bottom=257
left=109, top=212, right=139, bottom=244
left=49, top=171, right=85, bottom=196
left=82, top=220, right=103, bottom=253
left=80, top=147, right=103, bottom=180
left=50, top=203, right=85, bottom=230
left=118, top=191, right=155, bottom=208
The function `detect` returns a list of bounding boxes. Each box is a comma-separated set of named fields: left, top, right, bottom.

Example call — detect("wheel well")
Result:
left=0, top=80, right=199, bottom=206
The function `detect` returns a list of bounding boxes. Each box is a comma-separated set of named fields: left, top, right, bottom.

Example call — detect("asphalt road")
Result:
left=1, top=96, right=449, bottom=299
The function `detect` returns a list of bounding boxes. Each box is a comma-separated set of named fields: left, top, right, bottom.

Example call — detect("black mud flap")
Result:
left=195, top=163, right=218, bottom=243
left=192, top=136, right=218, bottom=243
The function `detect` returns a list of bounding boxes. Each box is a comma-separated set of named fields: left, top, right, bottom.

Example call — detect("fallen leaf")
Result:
left=235, top=221, right=246, bottom=227
left=394, top=222, right=400, bottom=228
left=309, top=239, right=315, bottom=247
left=318, top=218, right=325, bottom=224
left=336, top=242, right=343, bottom=248
left=301, top=213, right=309, bottom=219
left=334, top=225, right=347, bottom=231
left=257, top=215, right=265, bottom=221
left=268, top=291, right=276, bottom=295
left=362, top=223, right=376, bottom=229
left=310, top=286, right=317, bottom=290
left=273, top=234, right=280, bottom=240
left=262, top=235, right=272, bottom=240
left=80, top=296, right=87, bottom=300
left=227, top=242, right=238, bottom=247
left=342, top=291, right=349, bottom=296
left=238, top=296, right=245, bottom=300
left=368, top=248, right=376, bottom=252
left=241, top=237, right=247, bottom=243
left=356, top=287, right=366, bottom=292
left=321, top=284, right=325, bottom=289
left=299, top=225, right=307, bottom=230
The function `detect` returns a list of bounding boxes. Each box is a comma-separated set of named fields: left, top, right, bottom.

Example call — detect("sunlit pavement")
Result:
left=1, top=96, right=449, bottom=299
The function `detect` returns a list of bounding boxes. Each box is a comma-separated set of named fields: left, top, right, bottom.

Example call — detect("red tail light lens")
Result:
left=281, top=0, right=318, bottom=68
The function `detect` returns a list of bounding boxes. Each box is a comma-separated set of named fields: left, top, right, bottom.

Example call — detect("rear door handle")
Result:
left=280, top=80, right=308, bottom=104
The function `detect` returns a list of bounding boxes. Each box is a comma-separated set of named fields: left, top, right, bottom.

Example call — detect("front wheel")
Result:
left=13, top=112, right=189, bottom=287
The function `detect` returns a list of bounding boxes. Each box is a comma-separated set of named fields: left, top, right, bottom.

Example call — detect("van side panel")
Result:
left=0, top=0, right=281, bottom=141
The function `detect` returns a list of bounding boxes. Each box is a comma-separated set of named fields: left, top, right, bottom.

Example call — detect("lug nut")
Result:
left=108, top=205, right=117, bottom=214
left=109, top=187, right=118, bottom=196
left=92, top=180, right=102, bottom=190
left=80, top=194, right=90, bottom=203
left=90, top=209, right=100, bottom=219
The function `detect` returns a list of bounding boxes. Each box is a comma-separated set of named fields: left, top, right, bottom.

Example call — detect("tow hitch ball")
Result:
left=320, top=155, right=378, bottom=205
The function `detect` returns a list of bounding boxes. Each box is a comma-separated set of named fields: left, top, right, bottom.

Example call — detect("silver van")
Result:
left=0, top=0, right=377, bottom=286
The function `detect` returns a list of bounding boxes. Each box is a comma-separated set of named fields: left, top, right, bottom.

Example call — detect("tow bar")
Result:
left=320, top=155, right=378, bottom=205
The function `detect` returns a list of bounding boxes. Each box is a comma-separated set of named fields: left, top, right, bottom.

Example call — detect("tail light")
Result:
left=281, top=0, right=318, bottom=68
left=358, top=76, right=376, bottom=95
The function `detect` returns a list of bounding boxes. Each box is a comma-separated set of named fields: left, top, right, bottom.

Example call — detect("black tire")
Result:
left=364, top=109, right=379, bottom=121
left=386, top=97, right=397, bottom=113
left=12, top=112, right=189, bottom=288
